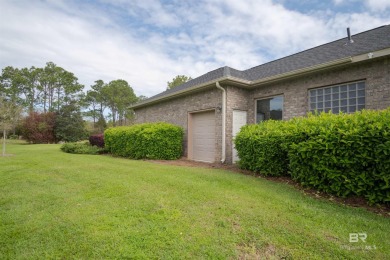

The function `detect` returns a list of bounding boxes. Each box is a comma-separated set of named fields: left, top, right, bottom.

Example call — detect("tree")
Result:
left=101, top=80, right=137, bottom=126
left=54, top=102, right=88, bottom=142
left=83, top=80, right=107, bottom=130
left=36, top=62, right=84, bottom=112
left=0, top=97, right=22, bottom=156
left=137, top=95, right=148, bottom=101
left=20, top=66, right=41, bottom=113
left=91, top=80, right=107, bottom=118
left=0, top=67, right=26, bottom=135
left=167, top=75, right=192, bottom=89
left=1, top=62, right=84, bottom=114
left=22, top=112, right=56, bottom=144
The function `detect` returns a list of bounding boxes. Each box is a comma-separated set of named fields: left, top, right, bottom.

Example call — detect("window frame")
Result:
left=308, top=80, right=366, bottom=114
left=254, top=94, right=284, bottom=123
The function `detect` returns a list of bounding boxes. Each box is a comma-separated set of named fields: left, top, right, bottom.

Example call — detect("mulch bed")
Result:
left=149, top=158, right=390, bottom=217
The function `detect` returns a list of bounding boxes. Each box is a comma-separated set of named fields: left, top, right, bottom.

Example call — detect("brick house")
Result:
left=131, top=25, right=390, bottom=164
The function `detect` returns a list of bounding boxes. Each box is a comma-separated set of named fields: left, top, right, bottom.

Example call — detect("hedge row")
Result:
left=234, top=108, right=390, bottom=204
left=104, top=122, right=183, bottom=160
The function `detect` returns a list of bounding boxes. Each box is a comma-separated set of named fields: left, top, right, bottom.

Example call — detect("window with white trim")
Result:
left=256, top=95, right=283, bottom=123
left=309, top=81, right=365, bottom=113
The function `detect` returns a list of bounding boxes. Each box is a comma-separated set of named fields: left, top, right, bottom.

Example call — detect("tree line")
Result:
left=0, top=62, right=141, bottom=144
left=0, top=61, right=193, bottom=149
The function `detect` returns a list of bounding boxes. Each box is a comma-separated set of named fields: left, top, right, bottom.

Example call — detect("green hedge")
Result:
left=104, top=122, right=183, bottom=160
left=234, top=120, right=299, bottom=176
left=234, top=108, right=390, bottom=204
left=288, top=109, right=390, bottom=204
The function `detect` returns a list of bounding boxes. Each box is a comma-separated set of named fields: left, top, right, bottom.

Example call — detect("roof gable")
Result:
left=133, top=25, right=390, bottom=108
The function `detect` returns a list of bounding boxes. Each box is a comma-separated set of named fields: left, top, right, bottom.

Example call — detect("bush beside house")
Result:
left=104, top=122, right=183, bottom=160
left=234, top=109, right=390, bottom=204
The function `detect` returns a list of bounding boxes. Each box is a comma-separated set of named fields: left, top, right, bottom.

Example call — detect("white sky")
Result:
left=0, top=0, right=389, bottom=97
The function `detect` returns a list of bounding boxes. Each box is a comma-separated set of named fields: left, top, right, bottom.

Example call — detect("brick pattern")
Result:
left=134, top=57, right=390, bottom=164
left=247, top=57, right=390, bottom=123
left=134, top=88, right=223, bottom=161
left=225, top=86, right=250, bottom=163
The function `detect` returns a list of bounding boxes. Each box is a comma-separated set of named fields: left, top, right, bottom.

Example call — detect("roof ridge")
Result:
left=244, top=24, right=389, bottom=73
left=223, top=66, right=231, bottom=77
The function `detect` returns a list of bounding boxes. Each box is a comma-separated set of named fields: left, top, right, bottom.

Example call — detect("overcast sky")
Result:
left=1, top=0, right=389, bottom=97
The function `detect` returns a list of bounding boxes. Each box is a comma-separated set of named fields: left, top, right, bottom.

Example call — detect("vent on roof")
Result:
left=347, top=27, right=354, bottom=44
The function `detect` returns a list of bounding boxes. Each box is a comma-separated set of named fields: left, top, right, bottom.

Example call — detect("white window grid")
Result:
left=309, top=81, right=365, bottom=113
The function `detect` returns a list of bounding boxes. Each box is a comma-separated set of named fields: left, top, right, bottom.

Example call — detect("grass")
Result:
left=1, top=141, right=389, bottom=259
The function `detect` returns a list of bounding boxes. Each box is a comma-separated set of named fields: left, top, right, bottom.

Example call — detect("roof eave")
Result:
left=132, top=48, right=390, bottom=109
left=250, top=57, right=353, bottom=87
left=250, top=47, right=390, bottom=87
left=131, top=77, right=251, bottom=109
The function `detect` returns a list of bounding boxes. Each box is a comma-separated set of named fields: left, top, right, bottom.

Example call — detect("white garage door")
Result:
left=191, top=110, right=216, bottom=162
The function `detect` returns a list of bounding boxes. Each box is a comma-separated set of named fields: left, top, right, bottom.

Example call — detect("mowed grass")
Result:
left=0, top=141, right=389, bottom=259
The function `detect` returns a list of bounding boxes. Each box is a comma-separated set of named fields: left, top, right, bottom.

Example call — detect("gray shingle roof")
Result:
left=135, top=25, right=390, bottom=107
left=244, top=25, right=390, bottom=81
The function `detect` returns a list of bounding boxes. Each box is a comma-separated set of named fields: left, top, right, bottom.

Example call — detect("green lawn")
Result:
left=1, top=141, right=389, bottom=259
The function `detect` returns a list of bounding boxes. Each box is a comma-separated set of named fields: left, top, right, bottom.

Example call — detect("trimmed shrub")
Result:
left=60, top=142, right=102, bottom=155
left=89, top=134, right=104, bottom=148
left=235, top=108, right=390, bottom=204
left=104, top=122, right=183, bottom=160
left=287, top=109, right=390, bottom=204
left=234, top=119, right=306, bottom=176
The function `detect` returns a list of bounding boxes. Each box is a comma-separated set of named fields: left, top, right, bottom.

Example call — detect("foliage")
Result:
left=0, top=97, right=22, bottom=155
left=60, top=142, right=103, bottom=155
left=287, top=109, right=390, bottom=204
left=1, top=142, right=390, bottom=259
left=0, top=62, right=84, bottom=113
left=89, top=134, right=104, bottom=148
left=167, top=75, right=192, bottom=89
left=1, top=64, right=148, bottom=136
left=235, top=109, right=390, bottom=204
left=101, top=79, right=138, bottom=126
left=8, top=134, right=18, bottom=140
left=137, top=95, right=148, bottom=101
left=104, top=122, right=183, bottom=160
left=22, top=112, right=56, bottom=144
left=234, top=120, right=302, bottom=176
left=54, top=103, right=88, bottom=142
left=83, top=80, right=107, bottom=131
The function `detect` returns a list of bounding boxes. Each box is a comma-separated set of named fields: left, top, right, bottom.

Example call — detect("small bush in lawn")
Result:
left=89, top=134, right=104, bottom=148
left=60, top=142, right=102, bottom=155
left=8, top=134, right=19, bottom=140
left=104, top=122, right=183, bottom=160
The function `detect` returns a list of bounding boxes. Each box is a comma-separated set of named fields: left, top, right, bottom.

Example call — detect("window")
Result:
left=256, top=95, right=283, bottom=123
left=309, top=81, right=365, bottom=113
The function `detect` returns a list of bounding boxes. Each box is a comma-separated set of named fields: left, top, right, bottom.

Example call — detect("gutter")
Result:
left=215, top=81, right=226, bottom=164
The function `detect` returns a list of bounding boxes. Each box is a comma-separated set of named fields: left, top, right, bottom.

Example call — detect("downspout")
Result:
left=216, top=81, right=226, bottom=163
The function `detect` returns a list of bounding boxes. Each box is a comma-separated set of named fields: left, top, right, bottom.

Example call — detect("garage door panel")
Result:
left=191, top=111, right=215, bottom=163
